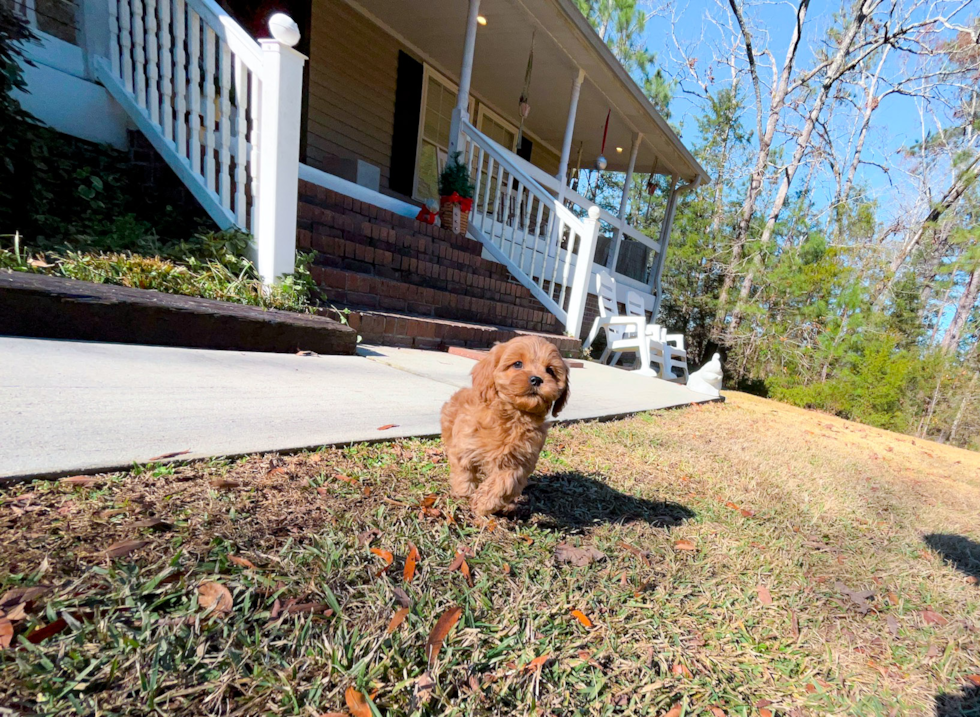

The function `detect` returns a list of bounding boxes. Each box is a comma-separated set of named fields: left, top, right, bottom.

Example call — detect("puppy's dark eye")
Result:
left=546, top=367, right=556, bottom=378
left=512, top=361, right=523, bottom=369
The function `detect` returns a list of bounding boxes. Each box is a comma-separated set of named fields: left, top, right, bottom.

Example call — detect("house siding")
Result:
left=305, top=0, right=403, bottom=191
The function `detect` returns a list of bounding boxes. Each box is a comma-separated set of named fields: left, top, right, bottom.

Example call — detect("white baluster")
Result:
left=120, top=0, right=132, bottom=92
left=145, top=0, right=159, bottom=124
left=529, top=199, right=545, bottom=280
left=158, top=0, right=173, bottom=141
left=204, top=27, right=217, bottom=193
left=219, top=42, right=232, bottom=208
left=557, top=224, right=576, bottom=309
left=188, top=11, right=201, bottom=175
left=249, top=69, right=261, bottom=232
left=472, top=146, right=484, bottom=216
left=565, top=206, right=601, bottom=337
left=132, top=0, right=146, bottom=109
left=174, top=0, right=186, bottom=156
left=233, top=56, right=248, bottom=226
left=490, top=160, right=505, bottom=245
left=479, top=152, right=493, bottom=231
left=108, top=0, right=120, bottom=76
left=516, top=186, right=533, bottom=273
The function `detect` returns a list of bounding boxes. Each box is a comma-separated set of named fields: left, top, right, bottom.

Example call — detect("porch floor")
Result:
left=0, top=337, right=720, bottom=481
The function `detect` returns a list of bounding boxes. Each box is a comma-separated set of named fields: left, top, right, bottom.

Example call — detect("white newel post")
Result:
left=556, top=68, right=585, bottom=190
left=448, top=0, right=481, bottom=155
left=565, top=205, right=601, bottom=338
left=608, top=131, right=640, bottom=272
left=80, top=0, right=110, bottom=78
left=255, top=16, right=306, bottom=284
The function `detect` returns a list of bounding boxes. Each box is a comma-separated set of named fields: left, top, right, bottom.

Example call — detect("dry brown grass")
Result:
left=0, top=392, right=978, bottom=716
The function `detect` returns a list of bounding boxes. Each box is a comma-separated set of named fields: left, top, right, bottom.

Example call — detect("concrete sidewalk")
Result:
left=0, top=336, right=719, bottom=480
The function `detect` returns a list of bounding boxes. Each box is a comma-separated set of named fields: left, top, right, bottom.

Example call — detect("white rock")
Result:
left=687, top=353, right=723, bottom=397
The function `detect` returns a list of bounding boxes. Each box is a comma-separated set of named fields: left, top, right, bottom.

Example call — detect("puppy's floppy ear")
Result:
left=471, top=343, right=502, bottom=403
left=552, top=359, right=570, bottom=417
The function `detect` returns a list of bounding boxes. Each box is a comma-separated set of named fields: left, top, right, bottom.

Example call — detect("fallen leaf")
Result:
left=724, top=501, right=740, bottom=511
left=198, top=582, right=233, bottom=615
left=740, top=508, right=755, bottom=517
left=709, top=708, right=726, bottom=717
left=886, top=614, right=899, bottom=638
left=334, top=474, right=358, bottom=485
left=106, top=540, right=149, bottom=559
left=345, top=686, right=372, bottom=717
left=966, top=675, right=980, bottom=687
left=555, top=542, right=607, bottom=567
left=805, top=683, right=816, bottom=694
left=925, top=644, right=940, bottom=659
left=660, top=704, right=682, bottom=717
left=426, top=605, right=462, bottom=665
left=411, top=671, right=436, bottom=710
left=392, top=587, right=412, bottom=608
left=404, top=543, right=420, bottom=583
left=266, top=466, right=288, bottom=478
left=617, top=540, right=651, bottom=566
left=0, top=586, right=49, bottom=610
left=887, top=591, right=899, bottom=605
left=836, top=582, right=875, bottom=615
left=61, top=476, right=100, bottom=487
left=756, top=700, right=773, bottom=708
left=387, top=607, right=410, bottom=633
left=228, top=554, right=257, bottom=569
left=371, top=548, right=394, bottom=576
left=269, top=599, right=282, bottom=619
left=420, top=494, right=438, bottom=508
left=26, top=617, right=67, bottom=644
left=211, top=479, right=242, bottom=489
left=570, top=609, right=593, bottom=628
left=920, top=609, right=948, bottom=626
left=148, top=449, right=191, bottom=461
left=671, top=662, right=693, bottom=678
left=485, top=518, right=497, bottom=532
left=377, top=424, right=398, bottom=431
left=525, top=654, right=551, bottom=672
left=789, top=610, right=800, bottom=639
left=757, top=585, right=773, bottom=605
left=0, top=619, right=12, bottom=649
left=130, top=518, right=172, bottom=532
left=760, top=710, right=773, bottom=717
left=502, top=563, right=511, bottom=575
left=448, top=552, right=466, bottom=572
left=5, top=603, right=27, bottom=621
left=674, top=539, right=696, bottom=551
left=460, top=560, right=474, bottom=588
left=357, top=528, right=381, bottom=546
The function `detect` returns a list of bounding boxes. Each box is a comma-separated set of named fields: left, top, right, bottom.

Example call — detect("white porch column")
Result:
left=79, top=0, right=110, bottom=78
left=556, top=68, right=586, bottom=189
left=448, top=0, right=481, bottom=154
left=607, top=131, right=641, bottom=272
left=565, top=206, right=601, bottom=338
left=649, top=176, right=682, bottom=317
left=255, top=30, right=307, bottom=284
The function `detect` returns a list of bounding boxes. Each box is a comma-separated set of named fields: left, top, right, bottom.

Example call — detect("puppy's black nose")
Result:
left=529, top=375, right=543, bottom=387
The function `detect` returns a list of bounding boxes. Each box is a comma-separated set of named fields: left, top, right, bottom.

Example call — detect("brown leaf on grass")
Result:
left=149, top=449, right=191, bottom=461
left=387, top=607, right=410, bottom=634
left=525, top=654, right=551, bottom=673
left=357, top=528, right=381, bottom=547
left=886, top=614, right=900, bottom=638
left=106, top=540, right=149, bottom=559
left=345, top=686, right=372, bottom=717
left=755, top=699, right=773, bottom=708
left=570, top=609, right=593, bottom=628
left=284, top=603, right=333, bottom=616
left=392, top=587, right=412, bottom=608
left=673, top=539, right=696, bottom=551
left=198, top=582, right=233, bottom=615
left=420, top=494, right=438, bottom=508
left=228, top=554, right=257, bottom=569
left=265, top=467, right=288, bottom=478
left=130, top=518, right=172, bottom=532
left=740, top=508, right=755, bottom=517
left=211, top=479, right=242, bottom=489
left=805, top=683, right=817, bottom=694
left=448, top=552, right=467, bottom=572
left=920, top=609, right=947, bottom=626
left=26, top=617, right=67, bottom=644
left=269, top=599, right=282, bottom=619
left=460, top=560, right=474, bottom=587
left=789, top=610, right=800, bottom=639
left=0, top=619, right=12, bottom=649
left=0, top=587, right=49, bottom=610
left=660, top=704, right=682, bottom=717
left=502, top=563, right=511, bottom=576
left=5, top=604, right=27, bottom=621
left=411, top=672, right=436, bottom=710
left=334, top=474, right=359, bottom=485
left=617, top=541, right=651, bottom=566
left=760, top=710, right=773, bottom=717
left=836, top=582, right=875, bottom=615
left=757, top=585, right=774, bottom=605
left=966, top=675, right=980, bottom=687
left=425, top=605, right=462, bottom=665
left=371, top=548, right=394, bottom=576
left=887, top=591, right=899, bottom=605
left=709, top=707, right=726, bottom=717
left=724, top=501, right=741, bottom=511
left=404, top=543, right=420, bottom=583
left=62, top=476, right=100, bottom=487
left=555, top=542, right=607, bottom=567
left=377, top=424, right=398, bottom=431
left=671, top=662, right=693, bottom=678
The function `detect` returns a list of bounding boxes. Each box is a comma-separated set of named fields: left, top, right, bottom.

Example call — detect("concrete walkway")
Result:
left=0, top=336, right=719, bottom=480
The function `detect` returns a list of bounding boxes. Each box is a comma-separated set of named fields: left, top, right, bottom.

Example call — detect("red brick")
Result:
left=413, top=337, right=442, bottom=350
left=360, top=313, right=386, bottom=335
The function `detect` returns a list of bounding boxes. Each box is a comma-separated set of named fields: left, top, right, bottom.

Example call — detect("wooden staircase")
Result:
left=297, top=180, right=581, bottom=355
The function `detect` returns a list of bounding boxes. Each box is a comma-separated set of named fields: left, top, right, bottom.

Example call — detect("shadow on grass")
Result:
left=935, top=684, right=980, bottom=717
left=923, top=534, right=980, bottom=583
left=518, top=471, right=695, bottom=531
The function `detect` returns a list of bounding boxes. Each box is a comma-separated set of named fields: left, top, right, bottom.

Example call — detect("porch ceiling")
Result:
left=345, top=0, right=709, bottom=183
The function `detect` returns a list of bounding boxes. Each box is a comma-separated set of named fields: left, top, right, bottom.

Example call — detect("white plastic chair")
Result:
left=624, top=290, right=689, bottom=382
left=582, top=271, right=657, bottom=376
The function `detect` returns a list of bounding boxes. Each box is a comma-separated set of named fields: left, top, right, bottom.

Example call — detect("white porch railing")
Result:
left=88, top=0, right=305, bottom=282
left=458, top=120, right=600, bottom=338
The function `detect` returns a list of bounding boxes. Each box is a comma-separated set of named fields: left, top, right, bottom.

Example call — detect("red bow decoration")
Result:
left=415, top=205, right=437, bottom=225
left=441, top=192, right=473, bottom=213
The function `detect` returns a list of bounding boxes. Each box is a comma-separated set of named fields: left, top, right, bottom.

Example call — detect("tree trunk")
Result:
left=941, top=265, right=980, bottom=353
left=946, top=372, right=978, bottom=445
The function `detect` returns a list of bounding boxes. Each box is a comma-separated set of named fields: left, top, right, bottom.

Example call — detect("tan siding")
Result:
left=530, top=141, right=560, bottom=177
left=306, top=0, right=403, bottom=189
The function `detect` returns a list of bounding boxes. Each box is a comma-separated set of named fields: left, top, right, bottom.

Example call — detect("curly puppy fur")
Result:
left=440, top=336, right=570, bottom=515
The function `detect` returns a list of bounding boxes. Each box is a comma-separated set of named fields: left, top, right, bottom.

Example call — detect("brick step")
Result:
left=301, top=228, right=547, bottom=311
left=321, top=307, right=581, bottom=356
left=312, top=267, right=561, bottom=334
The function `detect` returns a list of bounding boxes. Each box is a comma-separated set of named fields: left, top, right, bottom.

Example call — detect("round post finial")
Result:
left=268, top=13, right=300, bottom=47
left=587, top=206, right=601, bottom=220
